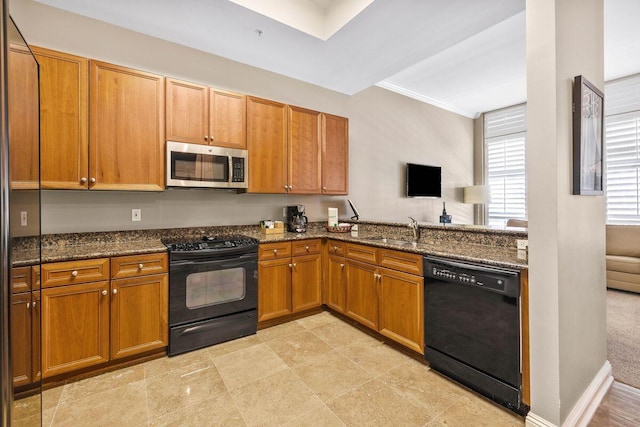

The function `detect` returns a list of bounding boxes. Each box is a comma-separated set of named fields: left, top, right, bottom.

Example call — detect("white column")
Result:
left=526, top=0, right=607, bottom=425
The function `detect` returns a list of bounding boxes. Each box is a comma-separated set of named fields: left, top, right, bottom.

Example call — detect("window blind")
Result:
left=484, top=105, right=527, bottom=227
left=604, top=112, right=640, bottom=224
left=605, top=75, right=640, bottom=224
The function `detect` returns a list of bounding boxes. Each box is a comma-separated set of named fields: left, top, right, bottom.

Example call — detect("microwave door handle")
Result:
left=228, top=156, right=233, bottom=183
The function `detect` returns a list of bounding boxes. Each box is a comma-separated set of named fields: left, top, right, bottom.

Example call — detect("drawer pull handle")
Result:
left=71, top=270, right=78, bottom=277
left=305, top=245, right=309, bottom=251
left=273, top=249, right=278, bottom=254
left=138, top=263, right=144, bottom=269
left=101, top=290, right=107, bottom=296
left=113, top=289, right=118, bottom=295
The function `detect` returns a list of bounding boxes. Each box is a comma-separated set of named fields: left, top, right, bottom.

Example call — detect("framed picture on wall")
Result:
left=572, top=75, right=604, bottom=195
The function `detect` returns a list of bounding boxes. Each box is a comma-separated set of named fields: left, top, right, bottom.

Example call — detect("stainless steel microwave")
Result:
left=166, top=141, right=248, bottom=189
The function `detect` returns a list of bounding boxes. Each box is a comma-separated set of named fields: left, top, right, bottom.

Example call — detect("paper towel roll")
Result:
left=328, top=208, right=338, bottom=227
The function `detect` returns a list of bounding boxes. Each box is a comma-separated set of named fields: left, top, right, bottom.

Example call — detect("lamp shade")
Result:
left=463, top=185, right=491, bottom=204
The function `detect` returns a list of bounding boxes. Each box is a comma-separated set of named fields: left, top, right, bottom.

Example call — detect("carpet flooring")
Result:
left=607, top=289, right=640, bottom=390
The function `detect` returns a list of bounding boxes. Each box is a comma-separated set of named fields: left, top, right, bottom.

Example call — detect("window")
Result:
left=484, top=104, right=527, bottom=227
left=605, top=76, right=640, bottom=224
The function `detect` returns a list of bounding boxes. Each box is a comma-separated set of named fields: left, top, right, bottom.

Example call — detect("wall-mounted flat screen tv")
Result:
left=406, top=163, right=441, bottom=198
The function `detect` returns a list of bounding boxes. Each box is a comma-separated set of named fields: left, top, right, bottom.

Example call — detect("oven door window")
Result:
left=185, top=267, right=245, bottom=309
left=171, top=151, right=229, bottom=183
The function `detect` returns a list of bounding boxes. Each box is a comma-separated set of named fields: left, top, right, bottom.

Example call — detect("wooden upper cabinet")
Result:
left=210, top=88, right=246, bottom=149
left=247, top=96, right=288, bottom=193
left=89, top=60, right=165, bottom=191
left=8, top=44, right=39, bottom=190
left=322, top=113, right=349, bottom=195
left=166, top=79, right=246, bottom=149
left=32, top=46, right=89, bottom=189
left=288, top=106, right=321, bottom=194
left=165, top=78, right=209, bottom=145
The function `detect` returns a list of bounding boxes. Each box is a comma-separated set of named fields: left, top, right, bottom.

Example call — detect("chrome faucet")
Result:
left=408, top=217, right=420, bottom=241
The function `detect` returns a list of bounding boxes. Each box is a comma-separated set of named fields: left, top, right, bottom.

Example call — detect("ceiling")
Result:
left=32, top=0, right=640, bottom=119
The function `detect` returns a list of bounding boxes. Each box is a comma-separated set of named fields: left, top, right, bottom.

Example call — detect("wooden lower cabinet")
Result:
left=378, top=267, right=424, bottom=353
left=41, top=281, right=110, bottom=378
left=39, top=253, right=169, bottom=379
left=325, top=255, right=346, bottom=313
left=258, top=257, right=292, bottom=322
left=258, top=240, right=322, bottom=323
left=291, top=253, right=322, bottom=313
left=345, top=259, right=379, bottom=330
left=10, top=292, right=32, bottom=387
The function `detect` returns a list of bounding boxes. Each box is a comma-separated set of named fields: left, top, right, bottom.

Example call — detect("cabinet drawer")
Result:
left=41, top=258, right=110, bottom=288
left=32, top=266, right=40, bottom=290
left=379, top=249, right=423, bottom=276
left=326, top=240, right=346, bottom=257
left=11, top=266, right=31, bottom=294
left=258, top=242, right=292, bottom=260
left=292, top=239, right=321, bottom=256
left=346, top=242, right=378, bottom=264
left=111, top=253, right=168, bottom=279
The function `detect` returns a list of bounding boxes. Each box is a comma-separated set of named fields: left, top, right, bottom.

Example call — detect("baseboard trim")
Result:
left=524, top=360, right=613, bottom=427
left=562, top=360, right=613, bottom=427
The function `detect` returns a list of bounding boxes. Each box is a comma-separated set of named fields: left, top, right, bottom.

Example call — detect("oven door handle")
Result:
left=169, top=254, right=257, bottom=269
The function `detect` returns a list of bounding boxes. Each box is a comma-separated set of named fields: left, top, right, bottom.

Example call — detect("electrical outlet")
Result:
left=517, top=249, right=528, bottom=260
left=132, top=209, right=141, bottom=222
left=20, top=211, right=27, bottom=226
left=517, top=239, right=529, bottom=250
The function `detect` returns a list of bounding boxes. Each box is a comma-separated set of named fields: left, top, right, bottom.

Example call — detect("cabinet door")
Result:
left=32, top=46, right=89, bottom=189
left=32, top=291, right=41, bottom=382
left=8, top=45, right=39, bottom=189
left=111, top=274, right=168, bottom=359
left=210, top=88, right=246, bottom=149
left=41, top=281, right=110, bottom=377
left=325, top=255, right=346, bottom=313
left=165, top=78, right=209, bottom=145
left=257, top=258, right=292, bottom=322
left=291, top=254, right=322, bottom=313
left=345, top=260, right=379, bottom=330
left=10, top=292, right=32, bottom=387
left=89, top=60, right=164, bottom=191
left=322, top=114, right=348, bottom=195
left=288, top=106, right=321, bottom=194
left=378, top=268, right=424, bottom=354
left=247, top=96, right=287, bottom=193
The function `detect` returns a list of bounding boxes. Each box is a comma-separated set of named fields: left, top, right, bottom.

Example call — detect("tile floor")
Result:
left=12, top=312, right=524, bottom=427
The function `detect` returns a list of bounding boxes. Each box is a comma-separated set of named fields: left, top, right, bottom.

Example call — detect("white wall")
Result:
left=526, top=0, right=607, bottom=424
left=11, top=0, right=473, bottom=234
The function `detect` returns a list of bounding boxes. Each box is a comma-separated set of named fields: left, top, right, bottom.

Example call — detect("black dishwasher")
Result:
left=423, top=256, right=526, bottom=414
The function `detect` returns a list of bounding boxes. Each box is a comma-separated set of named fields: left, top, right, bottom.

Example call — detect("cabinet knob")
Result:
left=289, top=263, right=293, bottom=268
left=322, top=186, right=327, bottom=191
left=26, top=302, right=30, bottom=309
left=340, top=263, right=344, bottom=269
left=90, top=178, right=96, bottom=184
left=71, top=270, right=78, bottom=277
left=293, top=263, right=297, bottom=268
left=101, top=290, right=107, bottom=296
left=113, top=289, right=118, bottom=295
left=305, top=245, right=309, bottom=251
left=273, top=249, right=278, bottom=254
left=80, top=177, right=87, bottom=184
left=284, top=185, right=288, bottom=190
left=289, top=185, right=293, bottom=190
left=333, top=246, right=338, bottom=252
left=138, top=263, right=144, bottom=269
left=32, top=301, right=36, bottom=309
left=204, top=136, right=209, bottom=141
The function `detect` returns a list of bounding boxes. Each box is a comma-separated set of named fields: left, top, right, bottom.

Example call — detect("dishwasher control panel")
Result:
left=425, top=257, right=520, bottom=297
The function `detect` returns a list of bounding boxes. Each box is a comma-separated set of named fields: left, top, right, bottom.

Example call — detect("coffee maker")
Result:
left=286, top=205, right=308, bottom=232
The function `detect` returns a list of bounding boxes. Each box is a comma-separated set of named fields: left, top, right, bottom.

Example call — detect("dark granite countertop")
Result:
left=11, top=221, right=528, bottom=270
